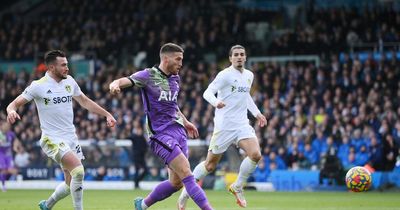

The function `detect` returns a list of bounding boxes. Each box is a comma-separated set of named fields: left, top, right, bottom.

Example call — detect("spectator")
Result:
left=253, top=160, right=269, bottom=182
left=14, top=145, right=30, bottom=168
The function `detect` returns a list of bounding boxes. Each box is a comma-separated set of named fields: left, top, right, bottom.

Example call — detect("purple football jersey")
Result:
left=0, top=131, right=15, bottom=157
left=130, top=66, right=184, bottom=136
left=0, top=131, right=15, bottom=169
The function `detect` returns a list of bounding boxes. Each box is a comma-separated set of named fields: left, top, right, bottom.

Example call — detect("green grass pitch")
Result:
left=1, top=189, right=400, bottom=210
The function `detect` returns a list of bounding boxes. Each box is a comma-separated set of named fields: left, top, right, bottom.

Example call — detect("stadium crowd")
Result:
left=268, top=5, right=400, bottom=56
left=1, top=1, right=400, bottom=182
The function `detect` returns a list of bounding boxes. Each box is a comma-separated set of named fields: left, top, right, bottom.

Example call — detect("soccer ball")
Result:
left=345, top=166, right=372, bottom=192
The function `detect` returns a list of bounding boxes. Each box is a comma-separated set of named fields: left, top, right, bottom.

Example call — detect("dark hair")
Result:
left=44, top=50, right=66, bottom=65
left=229, top=45, right=245, bottom=56
left=160, top=43, right=184, bottom=55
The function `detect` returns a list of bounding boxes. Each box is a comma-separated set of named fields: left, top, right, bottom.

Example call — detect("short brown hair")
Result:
left=229, top=45, right=245, bottom=56
left=160, top=43, right=184, bottom=55
left=44, top=50, right=66, bottom=65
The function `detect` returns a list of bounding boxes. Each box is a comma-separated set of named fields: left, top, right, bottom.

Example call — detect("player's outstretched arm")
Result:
left=73, top=93, right=116, bottom=127
left=6, top=95, right=29, bottom=124
left=109, top=77, right=134, bottom=95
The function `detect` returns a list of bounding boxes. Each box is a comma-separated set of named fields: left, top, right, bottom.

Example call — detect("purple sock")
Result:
left=144, top=180, right=178, bottom=207
left=182, top=175, right=213, bottom=210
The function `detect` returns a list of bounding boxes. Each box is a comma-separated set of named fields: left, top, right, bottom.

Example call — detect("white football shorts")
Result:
left=39, top=135, right=84, bottom=165
left=208, top=124, right=256, bottom=154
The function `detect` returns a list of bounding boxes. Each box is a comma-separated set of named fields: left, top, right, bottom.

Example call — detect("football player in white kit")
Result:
left=6, top=50, right=116, bottom=210
left=178, top=45, right=267, bottom=209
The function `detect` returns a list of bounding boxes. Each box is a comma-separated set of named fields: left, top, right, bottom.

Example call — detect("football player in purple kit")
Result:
left=0, top=123, right=17, bottom=192
left=109, top=43, right=213, bottom=210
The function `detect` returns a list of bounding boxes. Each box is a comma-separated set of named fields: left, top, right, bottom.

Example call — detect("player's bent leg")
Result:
left=177, top=161, right=208, bottom=210
left=139, top=167, right=182, bottom=209
left=70, top=165, right=84, bottom=210
left=236, top=137, right=261, bottom=187
left=43, top=181, right=70, bottom=209
left=142, top=180, right=180, bottom=208
left=178, top=151, right=222, bottom=210
left=61, top=151, right=84, bottom=210
left=229, top=137, right=261, bottom=208
left=169, top=153, right=213, bottom=210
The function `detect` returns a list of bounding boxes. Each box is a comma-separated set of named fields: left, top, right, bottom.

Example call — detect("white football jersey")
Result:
left=203, top=65, right=261, bottom=131
left=22, top=73, right=82, bottom=140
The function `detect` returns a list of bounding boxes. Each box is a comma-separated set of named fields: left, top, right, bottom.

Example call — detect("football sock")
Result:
left=70, top=166, right=84, bottom=210
left=46, top=182, right=70, bottom=209
left=234, top=157, right=257, bottom=188
left=180, top=161, right=210, bottom=199
left=193, top=161, right=210, bottom=180
left=144, top=180, right=179, bottom=207
left=182, top=175, right=213, bottom=210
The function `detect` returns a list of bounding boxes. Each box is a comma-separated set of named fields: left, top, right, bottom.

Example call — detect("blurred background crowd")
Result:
left=1, top=0, right=400, bottom=183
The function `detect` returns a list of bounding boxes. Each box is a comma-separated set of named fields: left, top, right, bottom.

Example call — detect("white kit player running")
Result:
left=178, top=45, right=267, bottom=209
left=6, top=50, right=116, bottom=210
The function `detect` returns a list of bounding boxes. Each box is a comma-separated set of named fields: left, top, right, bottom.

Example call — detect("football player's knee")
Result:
left=205, top=161, right=217, bottom=172
left=70, top=166, right=85, bottom=181
left=170, top=177, right=184, bottom=189
left=172, top=181, right=184, bottom=189
left=249, top=152, right=262, bottom=162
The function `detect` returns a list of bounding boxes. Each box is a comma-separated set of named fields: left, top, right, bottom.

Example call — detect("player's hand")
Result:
left=216, top=101, right=226, bottom=109
left=7, top=110, right=21, bottom=124
left=184, top=121, right=199, bottom=138
left=109, top=81, right=121, bottom=95
left=256, top=113, right=267, bottom=127
left=106, top=115, right=117, bottom=127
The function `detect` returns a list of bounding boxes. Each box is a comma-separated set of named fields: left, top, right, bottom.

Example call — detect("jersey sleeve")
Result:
left=246, top=71, right=261, bottom=116
left=70, top=76, right=83, bottom=96
left=129, top=69, right=150, bottom=88
left=247, top=94, right=261, bottom=117
left=203, top=71, right=227, bottom=107
left=21, top=81, right=39, bottom=101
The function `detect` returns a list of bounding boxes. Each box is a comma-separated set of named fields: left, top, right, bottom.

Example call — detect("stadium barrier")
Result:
left=5, top=180, right=274, bottom=192
left=270, top=170, right=400, bottom=191
left=9, top=168, right=400, bottom=192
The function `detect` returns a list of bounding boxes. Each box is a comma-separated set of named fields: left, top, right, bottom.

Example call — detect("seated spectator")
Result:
left=303, top=143, right=319, bottom=170
left=342, top=150, right=357, bottom=171
left=338, top=135, right=351, bottom=165
left=14, top=146, right=30, bottom=168
left=253, top=160, right=269, bottom=182
left=355, top=145, right=369, bottom=166
left=369, top=135, right=383, bottom=170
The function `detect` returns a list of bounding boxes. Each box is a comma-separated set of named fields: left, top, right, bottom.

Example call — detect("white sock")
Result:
left=70, top=166, right=84, bottom=210
left=234, top=157, right=257, bottom=189
left=179, top=161, right=209, bottom=199
left=141, top=200, right=148, bottom=209
left=192, top=161, right=209, bottom=180
left=46, top=182, right=70, bottom=208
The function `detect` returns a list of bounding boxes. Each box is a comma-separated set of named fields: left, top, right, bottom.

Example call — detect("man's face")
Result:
left=166, top=52, right=183, bottom=75
left=229, top=48, right=246, bottom=69
left=49, top=57, right=69, bottom=79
